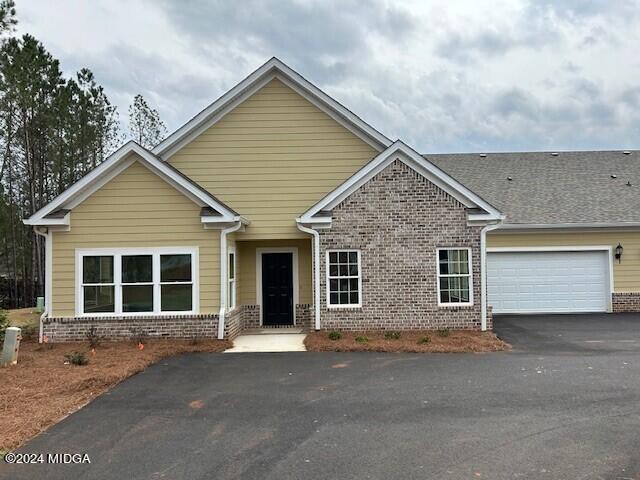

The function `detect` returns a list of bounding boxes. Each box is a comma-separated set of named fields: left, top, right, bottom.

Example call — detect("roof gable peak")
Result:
left=152, top=57, right=392, bottom=159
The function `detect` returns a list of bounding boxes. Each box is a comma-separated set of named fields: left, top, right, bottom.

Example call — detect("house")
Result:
left=24, top=58, right=640, bottom=342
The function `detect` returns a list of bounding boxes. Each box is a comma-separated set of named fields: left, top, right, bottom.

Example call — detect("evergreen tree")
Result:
left=128, top=94, right=167, bottom=149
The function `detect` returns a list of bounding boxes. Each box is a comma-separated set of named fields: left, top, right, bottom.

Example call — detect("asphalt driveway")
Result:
left=2, top=314, right=640, bottom=480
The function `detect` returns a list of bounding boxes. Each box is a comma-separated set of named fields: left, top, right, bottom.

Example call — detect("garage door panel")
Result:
left=488, top=251, right=609, bottom=313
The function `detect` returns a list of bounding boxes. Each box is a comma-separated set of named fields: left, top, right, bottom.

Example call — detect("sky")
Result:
left=17, top=0, right=640, bottom=153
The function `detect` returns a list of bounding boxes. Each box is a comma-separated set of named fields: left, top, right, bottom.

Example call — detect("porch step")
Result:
left=224, top=333, right=307, bottom=353
left=242, top=327, right=304, bottom=335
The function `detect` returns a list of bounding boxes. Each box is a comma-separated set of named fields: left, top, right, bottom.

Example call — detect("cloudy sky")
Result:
left=18, top=0, right=640, bottom=153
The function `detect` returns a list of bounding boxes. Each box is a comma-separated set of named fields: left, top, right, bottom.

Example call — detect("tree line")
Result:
left=0, top=2, right=168, bottom=308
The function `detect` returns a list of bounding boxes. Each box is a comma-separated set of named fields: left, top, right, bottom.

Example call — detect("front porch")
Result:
left=223, top=238, right=314, bottom=339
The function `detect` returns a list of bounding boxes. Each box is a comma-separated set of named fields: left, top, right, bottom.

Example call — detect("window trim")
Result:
left=326, top=249, right=362, bottom=309
left=227, top=246, right=236, bottom=311
left=75, top=247, right=199, bottom=317
left=436, top=247, right=474, bottom=307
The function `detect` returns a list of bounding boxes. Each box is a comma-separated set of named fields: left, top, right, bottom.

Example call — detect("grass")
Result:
left=6, top=308, right=40, bottom=328
left=305, top=329, right=511, bottom=353
left=0, top=319, right=231, bottom=451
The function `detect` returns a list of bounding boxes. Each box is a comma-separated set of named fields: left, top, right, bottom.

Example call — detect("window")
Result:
left=122, top=255, right=153, bottom=312
left=327, top=250, right=361, bottom=308
left=437, top=248, right=473, bottom=306
left=227, top=249, right=236, bottom=310
left=78, top=248, right=197, bottom=316
left=82, top=256, right=115, bottom=313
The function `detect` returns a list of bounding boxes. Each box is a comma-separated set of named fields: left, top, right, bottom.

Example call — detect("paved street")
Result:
left=2, top=314, right=640, bottom=480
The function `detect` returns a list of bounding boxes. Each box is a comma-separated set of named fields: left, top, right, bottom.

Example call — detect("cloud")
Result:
left=15, top=0, right=640, bottom=153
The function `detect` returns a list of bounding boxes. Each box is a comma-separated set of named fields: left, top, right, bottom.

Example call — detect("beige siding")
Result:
left=51, top=159, right=219, bottom=316
left=236, top=239, right=312, bottom=305
left=168, top=78, right=378, bottom=240
left=488, top=231, right=640, bottom=292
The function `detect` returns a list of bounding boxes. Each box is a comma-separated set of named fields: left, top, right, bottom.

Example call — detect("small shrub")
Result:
left=20, top=324, right=37, bottom=341
left=64, top=351, right=89, bottom=366
left=85, top=325, right=103, bottom=348
left=355, top=335, right=369, bottom=343
left=417, top=335, right=431, bottom=345
left=129, top=327, right=148, bottom=345
left=384, top=331, right=401, bottom=340
left=0, top=310, right=8, bottom=343
left=327, top=330, right=342, bottom=341
left=190, top=334, right=201, bottom=345
left=437, top=328, right=450, bottom=338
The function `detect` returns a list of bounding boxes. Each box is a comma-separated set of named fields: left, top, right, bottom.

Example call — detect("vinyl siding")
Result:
left=168, top=78, right=378, bottom=240
left=488, top=230, right=640, bottom=292
left=236, top=239, right=312, bottom=305
left=51, top=159, right=219, bottom=316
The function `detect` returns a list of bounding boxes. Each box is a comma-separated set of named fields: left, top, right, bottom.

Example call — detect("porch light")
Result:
left=615, top=243, right=623, bottom=263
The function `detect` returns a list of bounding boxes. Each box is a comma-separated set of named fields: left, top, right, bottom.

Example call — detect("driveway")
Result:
left=2, top=314, right=640, bottom=480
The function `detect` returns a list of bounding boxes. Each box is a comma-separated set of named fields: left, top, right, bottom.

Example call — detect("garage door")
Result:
left=487, top=250, right=610, bottom=314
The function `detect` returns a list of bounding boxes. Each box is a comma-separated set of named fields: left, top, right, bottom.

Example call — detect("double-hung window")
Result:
left=79, top=248, right=198, bottom=315
left=437, top=248, right=473, bottom=306
left=327, top=250, right=361, bottom=308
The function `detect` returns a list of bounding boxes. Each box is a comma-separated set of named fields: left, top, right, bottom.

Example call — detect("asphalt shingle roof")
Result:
left=425, top=150, right=640, bottom=225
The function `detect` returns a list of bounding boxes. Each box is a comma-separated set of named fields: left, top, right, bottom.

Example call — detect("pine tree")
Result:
left=128, top=94, right=167, bottom=149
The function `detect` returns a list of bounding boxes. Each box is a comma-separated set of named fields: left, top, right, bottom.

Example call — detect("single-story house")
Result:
left=24, top=58, right=640, bottom=342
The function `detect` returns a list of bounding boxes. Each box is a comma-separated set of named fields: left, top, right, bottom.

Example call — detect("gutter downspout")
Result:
left=296, top=222, right=320, bottom=330
left=34, top=227, right=51, bottom=343
left=480, top=222, right=502, bottom=331
left=218, top=221, right=243, bottom=339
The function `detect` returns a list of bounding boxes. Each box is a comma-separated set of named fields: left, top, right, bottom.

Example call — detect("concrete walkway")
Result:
left=224, top=333, right=307, bottom=353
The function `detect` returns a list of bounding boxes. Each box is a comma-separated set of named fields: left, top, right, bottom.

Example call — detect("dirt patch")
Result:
left=0, top=338, right=230, bottom=451
left=304, top=330, right=510, bottom=353
left=6, top=308, right=40, bottom=328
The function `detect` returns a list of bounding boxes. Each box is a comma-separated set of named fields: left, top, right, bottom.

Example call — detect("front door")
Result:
left=262, top=253, right=294, bottom=325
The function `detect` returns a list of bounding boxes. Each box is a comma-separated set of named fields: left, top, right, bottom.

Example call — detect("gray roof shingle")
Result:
left=425, top=150, right=640, bottom=225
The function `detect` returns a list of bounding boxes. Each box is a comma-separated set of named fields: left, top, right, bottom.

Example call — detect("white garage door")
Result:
left=487, top=250, right=610, bottom=314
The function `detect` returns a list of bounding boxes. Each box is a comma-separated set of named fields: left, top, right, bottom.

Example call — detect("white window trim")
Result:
left=75, top=246, right=199, bottom=317
left=256, top=248, right=299, bottom=326
left=436, top=247, right=474, bottom=307
left=228, top=246, right=237, bottom=311
left=326, top=249, right=362, bottom=309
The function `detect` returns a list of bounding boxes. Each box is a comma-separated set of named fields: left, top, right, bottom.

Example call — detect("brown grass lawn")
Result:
left=0, top=337, right=230, bottom=452
left=304, top=329, right=511, bottom=353
left=6, top=307, right=41, bottom=327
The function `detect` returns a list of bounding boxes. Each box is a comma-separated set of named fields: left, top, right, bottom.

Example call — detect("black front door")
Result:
left=262, top=253, right=294, bottom=326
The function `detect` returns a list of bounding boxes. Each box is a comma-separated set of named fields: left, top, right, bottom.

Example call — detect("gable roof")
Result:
left=24, top=141, right=246, bottom=227
left=152, top=57, right=392, bottom=159
left=427, top=150, right=640, bottom=227
left=298, top=140, right=504, bottom=225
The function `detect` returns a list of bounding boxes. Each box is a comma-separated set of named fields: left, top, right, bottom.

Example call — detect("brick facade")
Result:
left=318, top=159, right=485, bottom=331
left=611, top=293, right=640, bottom=312
left=42, top=314, right=219, bottom=342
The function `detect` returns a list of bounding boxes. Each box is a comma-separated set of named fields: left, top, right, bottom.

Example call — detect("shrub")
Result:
left=20, top=324, right=37, bottom=341
left=437, top=328, right=450, bottom=338
left=417, top=335, right=431, bottom=345
left=0, top=310, right=8, bottom=343
left=64, top=351, right=89, bottom=366
left=384, top=331, right=401, bottom=340
left=129, top=327, right=148, bottom=345
left=355, top=335, right=369, bottom=343
left=327, top=330, right=342, bottom=341
left=85, top=325, right=103, bottom=348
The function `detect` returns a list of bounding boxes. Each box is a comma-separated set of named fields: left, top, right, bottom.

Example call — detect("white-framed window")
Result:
left=326, top=250, right=361, bottom=308
left=227, top=247, right=236, bottom=310
left=437, top=247, right=473, bottom=306
left=77, top=247, right=199, bottom=316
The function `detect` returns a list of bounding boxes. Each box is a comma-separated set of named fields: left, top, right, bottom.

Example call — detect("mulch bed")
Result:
left=304, top=330, right=511, bottom=353
left=0, top=338, right=230, bottom=452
